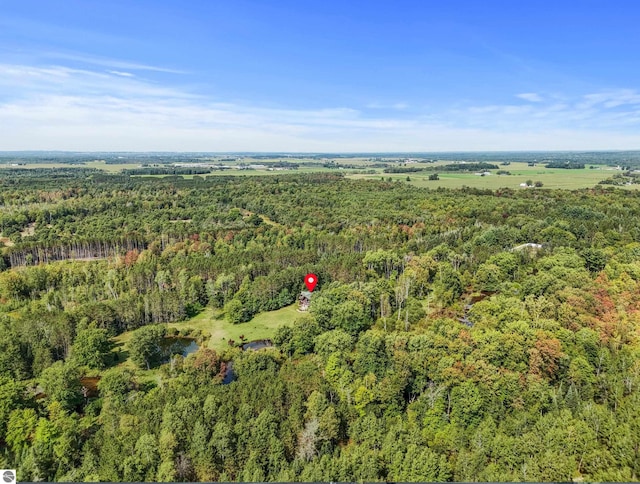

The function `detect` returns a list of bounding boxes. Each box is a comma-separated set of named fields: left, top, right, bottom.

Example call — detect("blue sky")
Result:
left=2, top=0, right=640, bottom=151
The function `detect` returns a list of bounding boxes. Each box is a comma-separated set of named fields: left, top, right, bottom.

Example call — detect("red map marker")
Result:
left=304, top=273, right=318, bottom=292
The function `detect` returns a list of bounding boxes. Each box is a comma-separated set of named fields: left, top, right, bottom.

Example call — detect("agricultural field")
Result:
left=349, top=161, right=628, bottom=189
left=1, top=156, right=633, bottom=189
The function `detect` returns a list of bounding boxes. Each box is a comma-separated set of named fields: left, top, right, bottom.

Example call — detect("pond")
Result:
left=222, top=361, right=235, bottom=384
left=241, top=339, right=273, bottom=351
left=160, top=337, right=199, bottom=362
left=222, top=339, right=274, bottom=384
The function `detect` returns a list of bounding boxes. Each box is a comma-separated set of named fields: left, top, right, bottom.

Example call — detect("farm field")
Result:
left=0, top=160, right=137, bottom=172
left=2, top=157, right=633, bottom=189
left=348, top=162, right=629, bottom=189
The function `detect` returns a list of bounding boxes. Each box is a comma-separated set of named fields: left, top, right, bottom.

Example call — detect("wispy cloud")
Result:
left=35, top=51, right=187, bottom=74
left=107, top=70, right=135, bottom=78
left=458, top=89, right=640, bottom=132
left=0, top=64, right=195, bottom=99
left=2, top=61, right=640, bottom=151
left=578, top=89, right=640, bottom=109
left=517, top=92, right=543, bottom=102
left=365, top=102, right=409, bottom=110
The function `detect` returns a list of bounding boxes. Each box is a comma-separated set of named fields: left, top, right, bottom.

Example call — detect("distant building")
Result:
left=299, top=291, right=312, bottom=311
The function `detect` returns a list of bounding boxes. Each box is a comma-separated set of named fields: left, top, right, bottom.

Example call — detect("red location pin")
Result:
left=304, top=273, right=318, bottom=292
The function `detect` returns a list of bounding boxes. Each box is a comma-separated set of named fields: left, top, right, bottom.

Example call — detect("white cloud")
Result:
left=107, top=70, right=135, bottom=78
left=578, top=89, right=640, bottom=109
left=0, top=63, right=195, bottom=100
left=2, top=62, right=640, bottom=151
left=365, top=102, right=409, bottom=110
left=517, top=92, right=543, bottom=102
left=39, top=51, right=186, bottom=74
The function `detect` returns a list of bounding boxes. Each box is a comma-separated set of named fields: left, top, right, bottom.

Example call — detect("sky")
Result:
left=1, top=0, right=640, bottom=152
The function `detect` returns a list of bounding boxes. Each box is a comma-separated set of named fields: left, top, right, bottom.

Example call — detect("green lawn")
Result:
left=203, top=303, right=300, bottom=351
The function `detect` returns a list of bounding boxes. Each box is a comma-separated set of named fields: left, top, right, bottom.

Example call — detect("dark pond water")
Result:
left=160, top=337, right=199, bottom=362
left=222, top=361, right=235, bottom=384
left=241, top=339, right=273, bottom=351
left=222, top=339, right=274, bottom=384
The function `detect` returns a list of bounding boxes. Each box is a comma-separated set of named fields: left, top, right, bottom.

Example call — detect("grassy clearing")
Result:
left=205, top=303, right=300, bottom=351
left=112, top=303, right=300, bottom=360
left=175, top=303, right=300, bottom=351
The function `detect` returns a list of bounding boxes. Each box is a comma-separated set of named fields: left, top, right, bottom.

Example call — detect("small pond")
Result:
left=160, top=337, right=199, bottom=362
left=222, top=361, right=235, bottom=384
left=222, top=339, right=274, bottom=384
left=241, top=339, right=273, bottom=351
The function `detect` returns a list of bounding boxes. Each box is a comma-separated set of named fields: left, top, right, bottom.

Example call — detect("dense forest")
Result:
left=1, top=171, right=640, bottom=481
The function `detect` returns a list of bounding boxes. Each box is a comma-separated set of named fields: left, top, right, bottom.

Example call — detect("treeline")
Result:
left=6, top=239, right=146, bottom=267
left=261, top=161, right=300, bottom=169
left=0, top=167, right=100, bottom=180
left=545, top=161, right=586, bottom=169
left=436, top=162, right=498, bottom=171
left=599, top=172, right=640, bottom=186
left=383, top=166, right=427, bottom=173
left=123, top=167, right=214, bottom=176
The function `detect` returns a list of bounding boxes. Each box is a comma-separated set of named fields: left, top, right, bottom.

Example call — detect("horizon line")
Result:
left=1, top=149, right=640, bottom=155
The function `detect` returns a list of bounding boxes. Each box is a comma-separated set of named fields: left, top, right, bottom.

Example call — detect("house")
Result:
left=299, top=290, right=312, bottom=311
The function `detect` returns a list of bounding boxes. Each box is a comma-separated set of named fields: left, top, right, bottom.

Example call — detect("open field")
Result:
left=2, top=157, right=637, bottom=189
left=0, top=160, right=138, bottom=172
left=85, top=161, right=139, bottom=172
left=348, top=162, right=630, bottom=189
left=131, top=166, right=347, bottom=178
